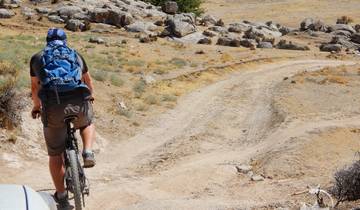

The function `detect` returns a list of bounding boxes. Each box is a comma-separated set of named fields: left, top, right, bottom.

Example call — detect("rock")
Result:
left=56, top=5, right=82, bottom=19
left=203, top=30, right=217, bottom=37
left=89, top=8, right=109, bottom=23
left=215, top=19, right=225, bottom=27
left=154, top=19, right=164, bottom=26
left=300, top=18, right=328, bottom=32
left=244, top=27, right=282, bottom=42
left=328, top=24, right=356, bottom=34
left=355, top=24, right=360, bottom=33
left=0, top=8, right=14, bottom=18
left=351, top=33, right=360, bottom=44
left=208, top=26, right=228, bottom=34
left=198, top=37, right=212, bottom=45
left=279, top=26, right=293, bottom=35
left=277, top=40, right=310, bottom=51
left=169, top=13, right=196, bottom=25
left=48, top=15, right=64, bottom=23
left=251, top=175, right=265, bottom=181
left=200, top=14, right=217, bottom=26
left=162, top=1, right=178, bottom=14
left=89, top=8, right=134, bottom=28
left=65, top=19, right=86, bottom=32
left=228, top=23, right=250, bottom=33
left=331, top=30, right=352, bottom=37
left=35, top=7, right=50, bottom=14
left=139, top=34, right=157, bottom=43
left=217, top=36, right=241, bottom=47
left=257, top=42, right=273, bottom=49
left=319, top=43, right=342, bottom=52
left=240, top=39, right=257, bottom=48
left=89, top=37, right=105, bottom=44
left=235, top=165, right=252, bottom=173
left=166, top=18, right=196, bottom=37
left=126, top=21, right=157, bottom=33
left=171, top=32, right=206, bottom=44
left=21, top=7, right=35, bottom=18
left=195, top=50, right=205, bottom=54
left=141, top=74, right=156, bottom=85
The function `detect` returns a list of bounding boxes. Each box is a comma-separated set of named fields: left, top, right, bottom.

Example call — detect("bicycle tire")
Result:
left=68, top=150, right=83, bottom=210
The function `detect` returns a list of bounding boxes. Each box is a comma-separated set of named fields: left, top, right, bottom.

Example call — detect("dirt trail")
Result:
left=82, top=59, right=357, bottom=209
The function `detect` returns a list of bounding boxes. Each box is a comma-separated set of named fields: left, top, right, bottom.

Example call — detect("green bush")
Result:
left=143, top=0, right=203, bottom=16
left=92, top=70, right=108, bottom=82
left=110, top=74, right=124, bottom=87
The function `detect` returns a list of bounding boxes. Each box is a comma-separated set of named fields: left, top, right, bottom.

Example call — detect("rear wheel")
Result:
left=68, top=150, right=82, bottom=210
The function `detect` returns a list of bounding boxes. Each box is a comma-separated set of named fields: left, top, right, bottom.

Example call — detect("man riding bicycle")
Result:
left=30, top=28, right=96, bottom=207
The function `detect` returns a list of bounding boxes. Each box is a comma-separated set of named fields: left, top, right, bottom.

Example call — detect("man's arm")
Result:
left=82, top=72, right=94, bottom=95
left=31, top=76, right=41, bottom=110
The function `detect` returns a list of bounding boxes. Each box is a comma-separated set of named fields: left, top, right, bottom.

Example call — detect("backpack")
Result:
left=39, top=41, right=83, bottom=103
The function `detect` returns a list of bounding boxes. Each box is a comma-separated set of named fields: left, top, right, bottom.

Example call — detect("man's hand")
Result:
left=31, top=106, right=41, bottom=119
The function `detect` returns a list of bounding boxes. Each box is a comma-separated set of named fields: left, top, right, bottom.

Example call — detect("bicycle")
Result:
left=63, top=115, right=90, bottom=210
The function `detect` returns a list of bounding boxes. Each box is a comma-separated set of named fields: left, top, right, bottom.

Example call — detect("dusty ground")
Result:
left=1, top=0, right=360, bottom=210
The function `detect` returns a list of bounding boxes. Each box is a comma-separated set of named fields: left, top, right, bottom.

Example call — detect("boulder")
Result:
left=319, top=43, right=342, bottom=52
left=35, top=7, right=50, bottom=14
left=203, top=30, right=217, bottom=37
left=331, top=30, right=352, bottom=37
left=198, top=37, right=212, bottom=45
left=166, top=18, right=196, bottom=37
left=65, top=19, right=85, bottom=32
left=0, top=8, right=14, bottom=18
left=228, top=23, right=251, bottom=33
left=257, top=41, right=273, bottom=49
left=244, top=27, right=281, bottom=42
left=215, top=19, right=225, bottom=27
left=56, top=5, right=82, bottom=19
left=279, top=25, right=293, bottom=35
left=89, top=8, right=134, bottom=28
left=47, top=15, right=64, bottom=23
left=328, top=24, right=356, bottom=34
left=251, top=175, right=265, bottom=181
left=200, top=14, right=217, bottom=26
left=89, top=8, right=109, bottom=23
left=126, top=21, right=157, bottom=33
left=89, top=37, right=105, bottom=44
left=240, top=39, right=257, bottom=49
left=331, top=36, right=360, bottom=50
left=235, top=165, right=252, bottom=173
left=277, top=40, right=310, bottom=51
left=162, top=1, right=178, bottom=14
left=355, top=24, right=360, bottom=33
left=169, top=13, right=196, bottom=25
left=171, top=32, right=206, bottom=44
left=21, top=7, right=35, bottom=18
left=217, top=36, right=241, bottom=47
left=208, top=26, right=228, bottom=34
left=351, top=33, right=360, bottom=44
left=300, top=18, right=328, bottom=32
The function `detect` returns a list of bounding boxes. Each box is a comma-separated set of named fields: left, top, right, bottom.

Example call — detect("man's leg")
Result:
left=80, top=123, right=95, bottom=150
left=49, top=155, right=65, bottom=193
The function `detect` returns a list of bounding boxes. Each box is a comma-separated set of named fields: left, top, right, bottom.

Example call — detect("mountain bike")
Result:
left=64, top=115, right=90, bottom=210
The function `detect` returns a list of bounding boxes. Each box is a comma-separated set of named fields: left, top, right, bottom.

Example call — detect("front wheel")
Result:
left=68, top=150, right=82, bottom=210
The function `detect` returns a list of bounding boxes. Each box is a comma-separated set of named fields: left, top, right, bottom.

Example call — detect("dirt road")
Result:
left=79, top=59, right=357, bottom=209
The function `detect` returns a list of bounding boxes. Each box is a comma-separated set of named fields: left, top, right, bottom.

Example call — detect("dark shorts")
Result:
left=41, top=91, right=93, bottom=156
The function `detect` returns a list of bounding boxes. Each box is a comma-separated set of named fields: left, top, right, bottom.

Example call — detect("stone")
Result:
left=200, top=14, right=217, bottom=26
left=215, top=19, right=225, bottom=27
left=21, top=7, right=35, bottom=18
left=235, top=165, right=252, bottom=173
left=141, top=75, right=156, bottom=85
left=319, top=43, right=342, bottom=52
left=355, top=24, right=360, bottom=33
left=89, top=8, right=134, bottom=28
left=277, top=40, right=310, bottom=51
left=162, top=1, right=178, bottom=14
left=330, top=36, right=360, bottom=49
left=279, top=26, right=293, bottom=35
left=351, top=33, right=360, bottom=44
left=244, top=27, right=282, bottom=42
left=166, top=18, right=196, bottom=37
left=65, top=19, right=85, bottom=32
left=257, top=41, right=273, bottom=49
left=139, top=34, right=157, bottom=43
left=154, top=20, right=164, bottom=26
left=328, top=24, right=356, bottom=34
left=300, top=18, right=328, bottom=32
left=331, top=30, right=352, bottom=37
left=240, top=39, right=257, bottom=48
left=126, top=21, right=157, bottom=33
left=203, top=30, right=217, bottom=37
left=228, top=23, right=251, bottom=33
left=47, top=15, right=64, bottom=23
left=217, top=36, right=241, bottom=47
left=198, top=37, right=212, bottom=45
left=0, top=8, right=14, bottom=18
left=57, top=5, right=82, bottom=18
left=35, top=7, right=50, bottom=14
left=208, top=26, right=228, bottom=34
left=251, top=175, right=265, bottom=181
left=89, top=37, right=105, bottom=44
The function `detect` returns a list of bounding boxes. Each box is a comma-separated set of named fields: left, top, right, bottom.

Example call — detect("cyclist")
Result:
left=30, top=28, right=96, bottom=207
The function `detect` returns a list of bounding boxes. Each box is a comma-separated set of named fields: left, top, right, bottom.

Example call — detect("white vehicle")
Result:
left=0, top=184, right=57, bottom=210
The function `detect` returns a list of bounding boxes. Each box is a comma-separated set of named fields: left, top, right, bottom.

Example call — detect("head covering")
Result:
left=46, top=28, right=67, bottom=44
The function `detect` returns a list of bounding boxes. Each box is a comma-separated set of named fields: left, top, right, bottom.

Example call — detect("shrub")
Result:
left=133, top=80, right=146, bottom=94
left=161, top=94, right=177, bottom=102
left=144, top=95, right=160, bottom=105
left=336, top=16, right=354, bottom=24
left=92, top=70, right=108, bottom=81
left=143, top=0, right=203, bottom=16
left=110, top=74, right=124, bottom=87
left=0, top=62, right=21, bottom=129
left=170, top=57, right=187, bottom=68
